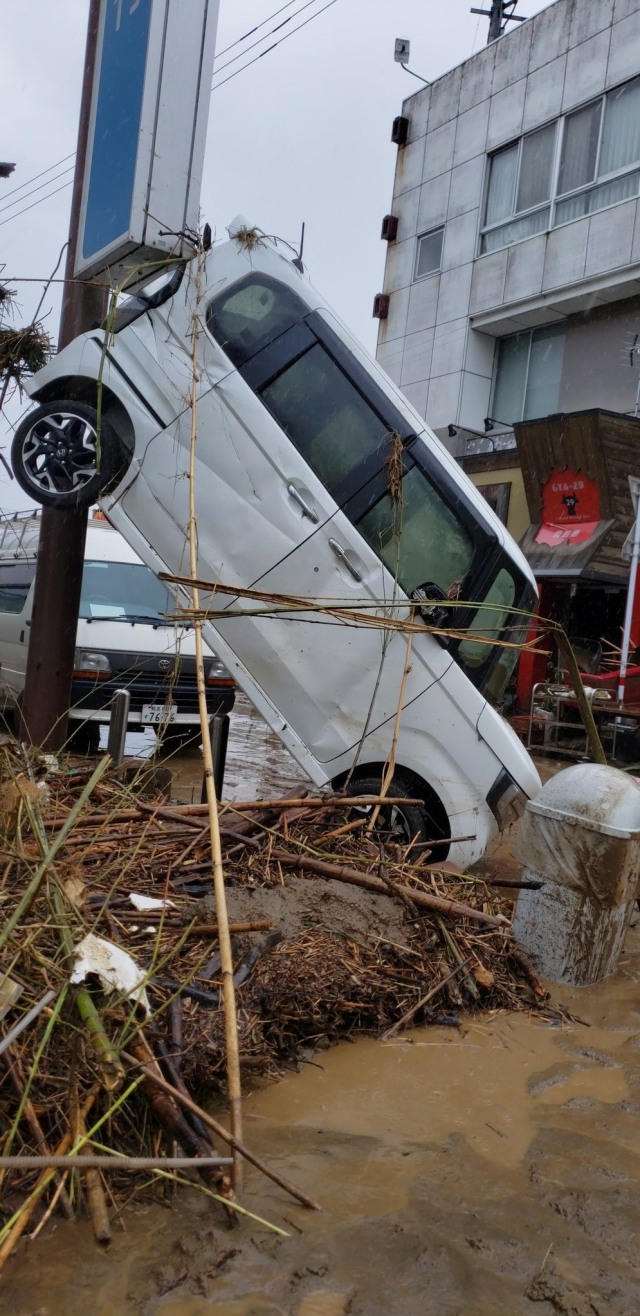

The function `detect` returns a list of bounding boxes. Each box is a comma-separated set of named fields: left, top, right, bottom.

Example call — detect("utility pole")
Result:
left=470, top=0, right=526, bottom=44
left=20, top=0, right=107, bottom=750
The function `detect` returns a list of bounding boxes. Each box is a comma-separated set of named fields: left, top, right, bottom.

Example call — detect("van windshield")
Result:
left=79, top=561, right=175, bottom=624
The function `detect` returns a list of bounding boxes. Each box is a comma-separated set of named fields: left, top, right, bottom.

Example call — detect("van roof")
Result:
left=0, top=512, right=144, bottom=566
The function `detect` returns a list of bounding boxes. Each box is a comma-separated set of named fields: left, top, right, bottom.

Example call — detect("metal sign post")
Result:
left=22, top=0, right=218, bottom=750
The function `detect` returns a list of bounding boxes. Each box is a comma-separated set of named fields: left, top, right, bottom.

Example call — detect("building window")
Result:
left=492, top=323, right=566, bottom=424
left=476, top=482, right=511, bottom=525
left=415, top=227, right=444, bottom=279
left=481, top=75, right=640, bottom=253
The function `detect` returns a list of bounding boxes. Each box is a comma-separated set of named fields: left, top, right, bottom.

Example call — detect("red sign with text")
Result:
left=535, top=467, right=601, bottom=547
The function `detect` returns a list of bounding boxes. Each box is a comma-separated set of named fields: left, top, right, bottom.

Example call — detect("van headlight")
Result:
left=487, top=768, right=528, bottom=831
left=73, top=649, right=112, bottom=679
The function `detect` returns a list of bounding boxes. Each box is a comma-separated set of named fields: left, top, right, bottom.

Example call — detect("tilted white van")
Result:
left=0, top=513, right=235, bottom=748
left=11, top=222, right=541, bottom=864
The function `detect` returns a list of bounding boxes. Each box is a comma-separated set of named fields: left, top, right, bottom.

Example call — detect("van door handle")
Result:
left=287, top=483, right=319, bottom=523
left=329, top=538, right=363, bottom=582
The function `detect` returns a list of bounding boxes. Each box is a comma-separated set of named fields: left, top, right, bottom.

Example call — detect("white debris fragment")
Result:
left=129, top=893, right=175, bottom=912
left=70, top=933, right=150, bottom=1015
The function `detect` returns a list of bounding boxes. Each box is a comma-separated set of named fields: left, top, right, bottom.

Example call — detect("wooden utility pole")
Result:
left=21, top=0, right=107, bottom=750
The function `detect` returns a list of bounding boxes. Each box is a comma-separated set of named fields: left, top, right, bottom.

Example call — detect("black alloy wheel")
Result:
left=11, top=400, right=124, bottom=510
left=344, top=772, right=436, bottom=854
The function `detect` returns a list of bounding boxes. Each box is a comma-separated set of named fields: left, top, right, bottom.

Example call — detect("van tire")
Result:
left=343, top=772, right=448, bottom=859
left=11, top=401, right=125, bottom=510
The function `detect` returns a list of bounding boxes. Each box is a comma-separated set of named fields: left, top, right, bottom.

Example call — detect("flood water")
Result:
left=5, top=708, right=640, bottom=1313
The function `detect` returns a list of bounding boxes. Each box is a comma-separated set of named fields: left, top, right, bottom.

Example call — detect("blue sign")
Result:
left=82, top=0, right=153, bottom=263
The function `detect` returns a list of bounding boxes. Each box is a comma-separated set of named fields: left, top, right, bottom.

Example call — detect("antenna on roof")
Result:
left=469, top=0, right=526, bottom=44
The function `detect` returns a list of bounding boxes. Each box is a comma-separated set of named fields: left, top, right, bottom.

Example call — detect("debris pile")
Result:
left=0, top=739, right=554, bottom=1259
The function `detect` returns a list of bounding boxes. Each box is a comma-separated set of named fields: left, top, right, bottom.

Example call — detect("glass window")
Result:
left=206, top=275, right=309, bottom=367
left=260, top=344, right=392, bottom=497
left=516, top=123, right=556, bottom=212
left=558, top=100, right=601, bottom=195
left=485, top=145, right=518, bottom=225
left=458, top=567, right=516, bottom=669
left=493, top=324, right=565, bottom=424
left=356, top=464, right=474, bottom=597
left=0, top=564, right=35, bottom=614
left=415, top=228, right=444, bottom=279
left=79, top=562, right=174, bottom=623
left=599, top=77, right=640, bottom=176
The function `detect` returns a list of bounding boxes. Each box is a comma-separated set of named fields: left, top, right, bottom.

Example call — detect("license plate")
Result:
left=142, top=703, right=178, bottom=724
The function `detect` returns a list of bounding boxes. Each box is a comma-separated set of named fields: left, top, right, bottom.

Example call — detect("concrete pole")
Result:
left=21, top=0, right=108, bottom=750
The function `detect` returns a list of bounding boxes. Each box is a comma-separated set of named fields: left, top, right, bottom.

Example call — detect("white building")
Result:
left=376, top=0, right=640, bottom=539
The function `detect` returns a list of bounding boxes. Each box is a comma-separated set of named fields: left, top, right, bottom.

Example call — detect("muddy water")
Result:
left=5, top=939, right=640, bottom=1315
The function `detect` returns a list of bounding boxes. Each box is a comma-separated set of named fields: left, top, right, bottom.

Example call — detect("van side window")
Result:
left=356, top=465, right=474, bottom=597
left=0, top=563, right=35, bottom=613
left=206, top=275, right=309, bottom=367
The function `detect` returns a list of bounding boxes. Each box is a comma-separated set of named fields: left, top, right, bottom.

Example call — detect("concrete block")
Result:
left=426, top=372, right=462, bottom=430
left=417, top=170, right=451, bottom=233
left=406, top=274, right=440, bottom=335
left=449, top=154, right=485, bottom=219
left=441, top=211, right=479, bottom=271
left=469, top=249, right=508, bottom=313
left=436, top=265, right=474, bottom=324
left=512, top=882, right=635, bottom=985
left=562, top=30, right=611, bottom=112
left=458, top=369, right=493, bottom=431
left=394, top=186, right=421, bottom=242
left=384, top=237, right=419, bottom=293
left=459, top=44, right=496, bottom=113
left=453, top=100, right=490, bottom=168
left=427, top=65, right=462, bottom=131
left=504, top=234, right=547, bottom=302
left=585, top=199, right=636, bottom=276
left=395, top=137, right=428, bottom=196
left=607, top=9, right=640, bottom=85
left=569, top=0, right=614, bottom=46
left=430, top=317, right=468, bottom=378
left=464, top=327, right=496, bottom=379
left=487, top=78, right=527, bottom=151
left=492, top=22, right=533, bottom=94
left=529, top=0, right=574, bottom=74
left=522, top=57, right=567, bottom=133
left=400, top=327, right=434, bottom=386
left=422, top=120, right=457, bottom=183
left=542, top=218, right=589, bottom=289
left=405, top=86, right=431, bottom=143
left=401, top=378, right=429, bottom=419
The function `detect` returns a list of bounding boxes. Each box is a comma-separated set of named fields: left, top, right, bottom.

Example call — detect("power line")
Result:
left=212, top=0, right=338, bottom=91
left=215, top=0, right=300, bottom=58
left=212, top=0, right=329, bottom=77
left=0, top=153, right=75, bottom=203
left=1, top=0, right=340, bottom=230
left=0, top=165, right=74, bottom=217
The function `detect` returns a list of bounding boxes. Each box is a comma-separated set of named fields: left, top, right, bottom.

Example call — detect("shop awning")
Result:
left=519, top=517, right=616, bottom=578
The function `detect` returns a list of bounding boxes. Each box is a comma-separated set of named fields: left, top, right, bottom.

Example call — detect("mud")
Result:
left=6, top=722, right=640, bottom=1314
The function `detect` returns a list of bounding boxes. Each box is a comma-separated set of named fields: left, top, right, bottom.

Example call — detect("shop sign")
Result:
left=535, top=467, right=601, bottom=547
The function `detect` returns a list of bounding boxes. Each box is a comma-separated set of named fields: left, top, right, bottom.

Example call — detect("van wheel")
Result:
left=11, top=401, right=125, bottom=510
left=343, top=772, right=447, bottom=858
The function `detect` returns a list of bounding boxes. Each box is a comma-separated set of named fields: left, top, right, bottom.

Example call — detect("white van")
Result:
left=0, top=512, right=235, bottom=748
left=11, top=223, right=541, bottom=865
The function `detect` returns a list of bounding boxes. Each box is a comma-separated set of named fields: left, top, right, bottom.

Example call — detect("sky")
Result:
left=0, top=0, right=551, bottom=512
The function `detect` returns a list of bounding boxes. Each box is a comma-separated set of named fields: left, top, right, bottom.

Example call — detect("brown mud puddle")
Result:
left=4, top=925, right=640, bottom=1316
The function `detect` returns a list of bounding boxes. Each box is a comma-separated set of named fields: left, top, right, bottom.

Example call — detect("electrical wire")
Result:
left=0, top=165, right=75, bottom=217
left=212, top=0, right=338, bottom=91
left=215, top=0, right=300, bottom=58
left=0, top=153, right=75, bottom=202
left=212, top=0, right=330, bottom=76
left=0, top=0, right=341, bottom=230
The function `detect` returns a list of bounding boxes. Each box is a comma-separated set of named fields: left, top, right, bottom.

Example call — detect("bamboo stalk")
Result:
left=53, top=889, right=124, bottom=1091
left=0, top=1155, right=233, bottom=1170
left=185, top=254, right=242, bottom=1187
left=46, top=796, right=422, bottom=829
left=1, top=1048, right=74, bottom=1220
left=121, top=1050, right=321, bottom=1212
left=368, top=612, right=414, bottom=833
left=268, top=848, right=508, bottom=927
left=380, top=958, right=473, bottom=1040
left=553, top=624, right=607, bottom=765
left=75, top=1107, right=111, bottom=1244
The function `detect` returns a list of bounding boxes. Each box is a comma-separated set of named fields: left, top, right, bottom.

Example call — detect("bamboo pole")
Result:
left=553, top=624, right=607, bottom=765
left=0, top=1155, right=233, bottom=1170
left=367, top=614, right=414, bottom=833
left=187, top=253, right=242, bottom=1187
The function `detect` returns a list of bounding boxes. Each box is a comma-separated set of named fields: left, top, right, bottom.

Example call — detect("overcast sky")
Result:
left=0, top=0, right=550, bottom=511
